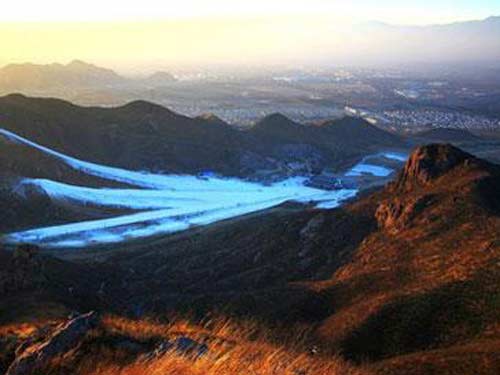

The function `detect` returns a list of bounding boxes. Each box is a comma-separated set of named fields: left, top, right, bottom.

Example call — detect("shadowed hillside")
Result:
left=0, top=94, right=405, bottom=178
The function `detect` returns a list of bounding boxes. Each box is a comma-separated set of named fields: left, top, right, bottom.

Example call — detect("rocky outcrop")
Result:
left=6, top=312, right=99, bottom=375
left=376, top=144, right=484, bottom=233
left=377, top=144, right=474, bottom=233
left=375, top=194, right=435, bottom=234
left=394, top=144, right=473, bottom=191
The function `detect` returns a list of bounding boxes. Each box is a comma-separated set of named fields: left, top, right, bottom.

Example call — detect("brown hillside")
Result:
left=311, top=144, right=500, bottom=373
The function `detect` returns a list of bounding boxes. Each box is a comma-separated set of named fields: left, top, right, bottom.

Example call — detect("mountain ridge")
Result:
left=0, top=61, right=178, bottom=93
left=0, top=94, right=405, bottom=178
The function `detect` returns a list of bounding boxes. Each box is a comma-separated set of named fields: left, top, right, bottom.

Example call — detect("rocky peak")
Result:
left=394, top=144, right=474, bottom=191
left=377, top=144, right=482, bottom=233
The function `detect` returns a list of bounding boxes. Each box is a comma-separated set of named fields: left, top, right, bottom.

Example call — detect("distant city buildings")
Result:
left=380, top=109, right=500, bottom=131
left=345, top=106, right=500, bottom=131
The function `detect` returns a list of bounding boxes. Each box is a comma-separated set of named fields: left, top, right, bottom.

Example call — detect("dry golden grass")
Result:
left=97, top=345, right=363, bottom=375
left=72, top=315, right=369, bottom=375
left=0, top=323, right=38, bottom=338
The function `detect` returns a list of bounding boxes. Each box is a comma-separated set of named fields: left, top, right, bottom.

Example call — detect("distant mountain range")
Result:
left=0, top=60, right=176, bottom=93
left=356, top=16, right=500, bottom=64
left=1, top=17, right=499, bottom=94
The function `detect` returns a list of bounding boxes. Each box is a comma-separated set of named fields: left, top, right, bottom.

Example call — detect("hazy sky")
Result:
left=1, top=0, right=498, bottom=24
left=0, top=1, right=499, bottom=71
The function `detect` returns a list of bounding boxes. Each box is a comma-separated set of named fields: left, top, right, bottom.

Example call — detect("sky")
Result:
left=0, top=0, right=499, bottom=70
left=0, top=0, right=498, bottom=24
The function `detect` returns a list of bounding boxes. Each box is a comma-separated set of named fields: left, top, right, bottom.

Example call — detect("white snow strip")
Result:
left=16, top=177, right=355, bottom=211
left=382, top=152, right=408, bottom=162
left=344, top=151, right=407, bottom=177
left=2, top=127, right=407, bottom=249
left=3, top=188, right=357, bottom=248
left=345, top=163, right=393, bottom=177
left=1, top=128, right=268, bottom=190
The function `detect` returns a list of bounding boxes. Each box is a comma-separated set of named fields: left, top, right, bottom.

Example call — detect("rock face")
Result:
left=394, top=144, right=472, bottom=191
left=6, top=312, right=99, bottom=375
left=375, top=195, right=435, bottom=234
left=377, top=144, right=474, bottom=233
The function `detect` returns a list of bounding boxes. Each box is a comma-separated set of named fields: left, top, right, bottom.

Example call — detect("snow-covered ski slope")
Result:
left=1, top=128, right=406, bottom=249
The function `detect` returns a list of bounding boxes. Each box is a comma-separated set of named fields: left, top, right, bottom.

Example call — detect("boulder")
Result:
left=6, top=312, right=99, bottom=375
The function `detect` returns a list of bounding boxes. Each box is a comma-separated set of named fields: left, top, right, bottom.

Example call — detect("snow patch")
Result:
left=345, top=163, right=393, bottom=177
left=344, top=151, right=407, bottom=177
